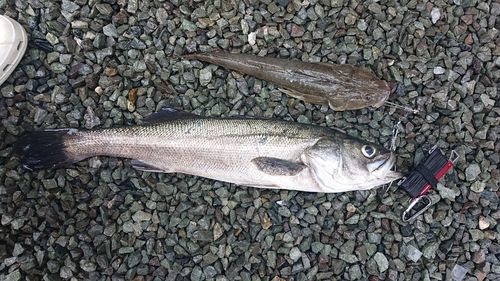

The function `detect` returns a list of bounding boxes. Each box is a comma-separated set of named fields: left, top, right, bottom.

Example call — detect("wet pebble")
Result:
left=1, top=0, right=499, bottom=280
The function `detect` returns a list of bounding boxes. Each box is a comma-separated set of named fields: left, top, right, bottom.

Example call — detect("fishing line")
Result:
left=384, top=101, right=420, bottom=114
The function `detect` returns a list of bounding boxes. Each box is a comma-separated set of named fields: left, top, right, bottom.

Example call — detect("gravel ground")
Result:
left=1, top=0, right=499, bottom=280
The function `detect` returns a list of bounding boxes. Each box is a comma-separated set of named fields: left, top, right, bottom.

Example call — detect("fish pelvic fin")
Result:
left=252, top=157, right=306, bottom=176
left=131, top=160, right=166, bottom=173
left=15, top=129, right=78, bottom=171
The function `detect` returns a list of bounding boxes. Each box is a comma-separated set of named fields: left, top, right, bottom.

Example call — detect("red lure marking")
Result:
left=415, top=161, right=454, bottom=198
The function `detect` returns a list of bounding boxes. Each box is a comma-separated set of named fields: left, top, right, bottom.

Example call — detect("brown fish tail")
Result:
left=15, top=129, right=79, bottom=171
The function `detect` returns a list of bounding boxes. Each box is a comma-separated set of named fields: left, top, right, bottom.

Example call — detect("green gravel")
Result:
left=1, top=1, right=499, bottom=281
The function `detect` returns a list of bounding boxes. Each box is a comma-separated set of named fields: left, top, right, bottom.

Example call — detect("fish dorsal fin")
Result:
left=141, top=108, right=200, bottom=124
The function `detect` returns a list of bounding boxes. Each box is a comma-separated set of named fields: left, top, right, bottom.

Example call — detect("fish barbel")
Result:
left=15, top=108, right=402, bottom=193
left=183, top=52, right=391, bottom=111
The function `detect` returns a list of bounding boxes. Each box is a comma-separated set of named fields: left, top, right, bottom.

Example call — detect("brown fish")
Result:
left=16, top=108, right=402, bottom=193
left=183, top=52, right=391, bottom=111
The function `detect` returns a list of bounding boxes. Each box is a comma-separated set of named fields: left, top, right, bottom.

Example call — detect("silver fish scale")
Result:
left=63, top=118, right=328, bottom=189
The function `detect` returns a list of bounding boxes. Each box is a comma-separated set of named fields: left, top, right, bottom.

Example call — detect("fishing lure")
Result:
left=399, top=146, right=459, bottom=222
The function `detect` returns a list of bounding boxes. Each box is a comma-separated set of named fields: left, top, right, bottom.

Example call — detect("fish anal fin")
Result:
left=131, top=160, right=166, bottom=173
left=279, top=88, right=328, bottom=106
left=141, top=107, right=200, bottom=124
left=252, top=157, right=305, bottom=176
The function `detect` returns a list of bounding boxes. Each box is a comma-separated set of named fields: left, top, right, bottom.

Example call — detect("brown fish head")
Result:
left=326, top=64, right=391, bottom=110
left=326, top=81, right=391, bottom=110
left=302, top=135, right=402, bottom=192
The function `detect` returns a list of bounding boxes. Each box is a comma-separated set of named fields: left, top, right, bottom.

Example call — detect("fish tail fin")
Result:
left=15, top=129, right=78, bottom=171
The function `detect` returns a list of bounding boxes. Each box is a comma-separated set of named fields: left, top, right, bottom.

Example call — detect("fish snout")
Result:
left=368, top=153, right=401, bottom=179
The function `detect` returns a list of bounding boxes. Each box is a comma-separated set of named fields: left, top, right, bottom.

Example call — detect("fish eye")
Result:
left=362, top=145, right=376, bottom=158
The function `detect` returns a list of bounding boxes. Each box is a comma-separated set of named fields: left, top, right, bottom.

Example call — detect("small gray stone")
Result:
left=1, top=84, right=14, bottom=98
left=3, top=269, right=21, bottom=281
left=240, top=270, right=251, bottom=281
left=182, top=19, right=198, bottom=32
left=297, top=115, right=310, bottom=124
left=340, top=240, right=355, bottom=254
left=131, top=38, right=146, bottom=49
left=79, top=260, right=97, bottom=272
left=191, top=266, right=203, bottom=280
left=95, top=3, right=113, bottom=16
left=199, top=67, right=212, bottom=86
left=345, top=214, right=360, bottom=224
left=12, top=243, right=24, bottom=256
left=311, top=242, right=324, bottom=253
left=51, top=63, right=67, bottom=74
left=128, top=251, right=142, bottom=267
left=491, top=263, right=500, bottom=274
left=60, top=266, right=73, bottom=279
left=349, top=264, right=362, bottom=279
left=47, top=260, right=60, bottom=273
left=278, top=206, right=292, bottom=217
left=127, top=0, right=138, bottom=13
left=95, top=47, right=114, bottom=64
left=156, top=8, right=169, bottom=25
left=437, top=183, right=457, bottom=201
left=87, top=225, right=103, bottom=238
left=155, top=183, right=173, bottom=196
left=470, top=181, right=485, bottom=193
left=103, top=24, right=119, bottom=38
left=289, top=247, right=302, bottom=262
left=431, top=8, right=441, bottom=23
left=204, top=266, right=217, bottom=278
left=465, top=164, right=481, bottom=181
left=433, top=66, right=445, bottom=74
left=62, top=0, right=79, bottom=12
left=41, top=178, right=57, bottom=189
left=305, top=205, right=318, bottom=215
left=339, top=253, right=358, bottom=263
left=422, top=242, right=439, bottom=259
left=267, top=251, right=277, bottom=267
left=132, top=210, right=152, bottom=222
left=133, top=61, right=147, bottom=72
left=469, top=229, right=484, bottom=241
left=373, top=252, right=389, bottom=272
left=367, top=232, right=382, bottom=244
left=119, top=247, right=135, bottom=254
left=331, top=0, right=343, bottom=7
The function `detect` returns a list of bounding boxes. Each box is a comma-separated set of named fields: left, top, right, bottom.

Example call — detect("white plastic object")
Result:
left=0, top=15, right=28, bottom=86
left=451, top=264, right=467, bottom=281
left=406, top=244, right=422, bottom=263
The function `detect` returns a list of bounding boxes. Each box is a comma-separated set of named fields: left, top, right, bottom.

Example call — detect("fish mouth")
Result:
left=367, top=153, right=402, bottom=179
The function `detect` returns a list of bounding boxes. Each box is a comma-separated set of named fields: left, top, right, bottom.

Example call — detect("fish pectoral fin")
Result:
left=279, top=88, right=328, bottom=106
left=131, top=160, right=166, bottom=173
left=327, top=98, right=348, bottom=111
left=252, top=157, right=306, bottom=176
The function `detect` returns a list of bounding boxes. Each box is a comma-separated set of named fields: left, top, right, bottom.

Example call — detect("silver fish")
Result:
left=183, top=52, right=391, bottom=111
left=15, top=108, right=402, bottom=193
